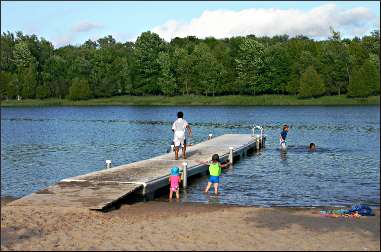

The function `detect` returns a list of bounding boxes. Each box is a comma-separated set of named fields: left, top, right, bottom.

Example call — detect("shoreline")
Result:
left=1, top=197, right=380, bottom=250
left=3, top=195, right=379, bottom=209
left=1, top=95, right=380, bottom=107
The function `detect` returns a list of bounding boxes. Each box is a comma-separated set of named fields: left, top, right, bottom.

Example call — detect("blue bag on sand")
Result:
left=348, top=204, right=374, bottom=216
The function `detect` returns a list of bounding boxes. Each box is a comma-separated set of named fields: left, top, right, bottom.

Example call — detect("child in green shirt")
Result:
left=198, top=154, right=230, bottom=195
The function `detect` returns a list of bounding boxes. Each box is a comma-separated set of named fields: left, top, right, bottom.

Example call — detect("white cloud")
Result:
left=52, top=21, right=104, bottom=47
left=152, top=4, right=379, bottom=41
left=72, top=21, right=103, bottom=32
left=52, top=34, right=75, bottom=48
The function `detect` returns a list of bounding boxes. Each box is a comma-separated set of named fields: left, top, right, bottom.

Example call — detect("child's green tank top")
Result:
left=209, top=163, right=221, bottom=176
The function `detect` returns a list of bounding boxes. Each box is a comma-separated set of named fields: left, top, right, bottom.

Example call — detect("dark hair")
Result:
left=212, top=154, right=219, bottom=162
left=309, top=143, right=315, bottom=148
left=283, top=124, right=289, bottom=130
left=177, top=111, right=183, bottom=118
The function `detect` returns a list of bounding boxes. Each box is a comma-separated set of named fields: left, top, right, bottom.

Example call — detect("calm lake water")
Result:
left=1, top=106, right=380, bottom=207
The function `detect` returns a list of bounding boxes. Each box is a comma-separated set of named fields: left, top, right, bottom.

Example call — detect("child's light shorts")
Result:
left=174, top=131, right=185, bottom=147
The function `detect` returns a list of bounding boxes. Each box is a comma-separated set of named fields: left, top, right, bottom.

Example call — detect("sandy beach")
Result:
left=1, top=197, right=379, bottom=251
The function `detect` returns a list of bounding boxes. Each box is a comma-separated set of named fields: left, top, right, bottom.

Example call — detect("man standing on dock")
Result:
left=172, top=111, right=192, bottom=160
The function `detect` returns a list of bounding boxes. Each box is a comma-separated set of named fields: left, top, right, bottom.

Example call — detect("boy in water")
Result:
left=169, top=166, right=181, bottom=200
left=309, top=143, right=316, bottom=151
left=199, top=154, right=230, bottom=195
left=279, top=124, right=289, bottom=149
left=172, top=111, right=192, bottom=160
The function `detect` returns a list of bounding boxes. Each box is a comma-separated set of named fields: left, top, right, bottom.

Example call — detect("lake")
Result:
left=1, top=106, right=379, bottom=207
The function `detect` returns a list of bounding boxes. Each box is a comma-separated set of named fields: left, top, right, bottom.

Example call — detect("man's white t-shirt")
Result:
left=172, top=118, right=188, bottom=133
left=172, top=118, right=188, bottom=146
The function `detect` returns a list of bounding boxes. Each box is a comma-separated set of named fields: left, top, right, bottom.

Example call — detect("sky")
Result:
left=1, top=1, right=380, bottom=48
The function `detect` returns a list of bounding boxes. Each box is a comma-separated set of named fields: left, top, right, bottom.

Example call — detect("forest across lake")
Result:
left=1, top=29, right=379, bottom=102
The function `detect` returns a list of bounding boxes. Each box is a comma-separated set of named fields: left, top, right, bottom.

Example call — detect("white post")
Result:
left=208, top=133, right=213, bottom=140
left=229, top=147, right=234, bottom=165
left=182, top=162, right=188, bottom=188
left=256, top=137, right=260, bottom=151
left=170, top=144, right=174, bottom=152
left=106, top=160, right=112, bottom=169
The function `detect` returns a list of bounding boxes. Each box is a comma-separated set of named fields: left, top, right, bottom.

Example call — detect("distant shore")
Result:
left=1, top=197, right=379, bottom=250
left=1, top=95, right=380, bottom=107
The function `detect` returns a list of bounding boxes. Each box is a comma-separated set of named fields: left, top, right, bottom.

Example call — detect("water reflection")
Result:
left=280, top=149, right=287, bottom=161
left=207, top=194, right=220, bottom=204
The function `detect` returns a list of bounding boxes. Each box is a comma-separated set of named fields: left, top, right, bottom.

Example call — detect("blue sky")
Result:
left=1, top=1, right=380, bottom=48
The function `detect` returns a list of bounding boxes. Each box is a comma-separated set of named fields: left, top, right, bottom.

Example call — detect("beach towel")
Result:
left=319, top=204, right=374, bottom=218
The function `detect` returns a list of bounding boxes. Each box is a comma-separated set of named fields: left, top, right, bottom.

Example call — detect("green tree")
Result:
left=13, top=41, right=38, bottom=98
left=0, top=71, right=14, bottom=98
left=235, top=38, right=264, bottom=95
left=191, top=43, right=221, bottom=96
left=97, top=35, right=116, bottom=49
left=0, top=32, right=16, bottom=72
left=134, top=31, right=167, bottom=94
left=18, top=65, right=37, bottom=98
left=173, top=47, right=193, bottom=95
left=112, top=57, right=131, bottom=95
left=157, top=51, right=176, bottom=96
left=68, top=78, right=91, bottom=100
left=36, top=85, right=50, bottom=99
left=285, top=37, right=321, bottom=95
left=42, top=55, right=69, bottom=98
left=347, top=60, right=379, bottom=97
left=13, top=41, right=35, bottom=69
left=361, top=30, right=380, bottom=56
left=261, top=43, right=292, bottom=94
left=298, top=66, right=325, bottom=98
left=368, top=53, right=380, bottom=94
left=320, top=29, right=350, bottom=95
left=89, top=47, right=116, bottom=98
left=286, top=77, right=299, bottom=95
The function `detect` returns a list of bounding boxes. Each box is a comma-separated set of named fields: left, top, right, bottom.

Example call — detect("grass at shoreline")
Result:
left=1, top=95, right=379, bottom=107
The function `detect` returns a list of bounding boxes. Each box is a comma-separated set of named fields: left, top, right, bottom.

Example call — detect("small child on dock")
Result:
left=199, top=154, right=230, bottom=195
left=169, top=166, right=181, bottom=200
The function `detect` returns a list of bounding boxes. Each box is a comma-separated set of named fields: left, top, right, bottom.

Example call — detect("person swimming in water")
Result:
left=309, top=143, right=316, bottom=151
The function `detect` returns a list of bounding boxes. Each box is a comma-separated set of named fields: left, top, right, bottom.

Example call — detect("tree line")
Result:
left=0, top=28, right=379, bottom=100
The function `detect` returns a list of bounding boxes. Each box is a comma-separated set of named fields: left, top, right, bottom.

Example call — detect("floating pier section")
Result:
left=9, top=133, right=265, bottom=210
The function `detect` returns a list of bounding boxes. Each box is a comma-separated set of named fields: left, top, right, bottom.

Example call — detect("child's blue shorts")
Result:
left=209, top=176, right=220, bottom=183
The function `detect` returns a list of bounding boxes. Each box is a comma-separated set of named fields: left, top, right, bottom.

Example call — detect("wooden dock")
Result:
left=9, top=134, right=265, bottom=210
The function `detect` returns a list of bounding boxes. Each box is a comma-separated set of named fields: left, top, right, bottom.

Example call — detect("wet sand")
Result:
left=1, top=198, right=379, bottom=251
